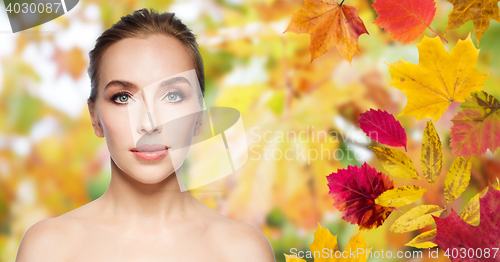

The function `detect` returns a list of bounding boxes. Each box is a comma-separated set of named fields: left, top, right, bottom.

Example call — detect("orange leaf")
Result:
left=445, top=0, right=500, bottom=45
left=52, top=47, right=87, bottom=79
left=283, top=0, right=369, bottom=64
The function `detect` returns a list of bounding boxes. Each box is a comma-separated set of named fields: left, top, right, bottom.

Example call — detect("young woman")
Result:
left=16, top=8, right=275, bottom=262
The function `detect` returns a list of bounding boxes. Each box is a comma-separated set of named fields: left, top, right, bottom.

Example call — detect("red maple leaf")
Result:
left=372, top=0, right=446, bottom=44
left=433, top=187, right=500, bottom=261
left=359, top=109, right=407, bottom=151
left=327, top=162, right=395, bottom=230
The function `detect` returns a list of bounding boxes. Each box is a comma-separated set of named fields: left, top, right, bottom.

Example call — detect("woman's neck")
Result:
left=98, top=158, right=197, bottom=227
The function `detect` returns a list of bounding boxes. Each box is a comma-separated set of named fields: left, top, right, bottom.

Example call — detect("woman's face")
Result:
left=89, top=34, right=204, bottom=184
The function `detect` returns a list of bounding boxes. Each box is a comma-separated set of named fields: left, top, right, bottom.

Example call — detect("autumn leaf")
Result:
left=433, top=186, right=500, bottom=258
left=368, top=146, right=420, bottom=180
left=375, top=185, right=427, bottom=207
left=283, top=223, right=370, bottom=262
left=387, top=35, right=489, bottom=122
left=460, top=185, right=489, bottom=225
left=283, top=0, right=369, bottom=63
left=372, top=0, right=444, bottom=44
left=406, top=229, right=437, bottom=248
left=326, top=162, right=395, bottom=230
left=52, top=47, right=88, bottom=79
left=390, top=205, right=445, bottom=233
left=459, top=181, right=499, bottom=225
left=359, top=109, right=407, bottom=150
left=450, top=91, right=500, bottom=157
left=307, top=223, right=339, bottom=261
left=331, top=231, right=370, bottom=262
left=421, top=120, right=443, bottom=185
left=445, top=0, right=500, bottom=45
left=284, top=254, right=306, bottom=261
left=444, top=157, right=472, bottom=203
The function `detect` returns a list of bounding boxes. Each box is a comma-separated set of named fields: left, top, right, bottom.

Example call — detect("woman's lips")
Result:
left=130, top=144, right=169, bottom=161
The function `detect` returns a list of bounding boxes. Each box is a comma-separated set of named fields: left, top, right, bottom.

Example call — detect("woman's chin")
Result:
left=129, top=170, right=176, bottom=185
left=117, top=162, right=177, bottom=184
left=111, top=154, right=181, bottom=184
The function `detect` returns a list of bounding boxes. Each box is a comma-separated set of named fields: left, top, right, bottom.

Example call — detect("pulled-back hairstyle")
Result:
left=87, top=8, right=205, bottom=105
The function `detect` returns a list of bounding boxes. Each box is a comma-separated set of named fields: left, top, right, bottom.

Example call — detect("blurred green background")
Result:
left=1, top=0, right=500, bottom=261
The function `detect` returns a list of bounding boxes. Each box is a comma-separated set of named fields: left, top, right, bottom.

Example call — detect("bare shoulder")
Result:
left=210, top=220, right=276, bottom=262
left=16, top=216, right=74, bottom=262
left=16, top=205, right=91, bottom=262
left=193, top=200, right=275, bottom=261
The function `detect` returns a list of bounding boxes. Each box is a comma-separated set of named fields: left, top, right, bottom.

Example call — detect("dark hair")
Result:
left=87, top=8, right=205, bottom=105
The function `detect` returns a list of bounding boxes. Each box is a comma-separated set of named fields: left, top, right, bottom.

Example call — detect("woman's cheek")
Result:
left=100, top=107, right=133, bottom=145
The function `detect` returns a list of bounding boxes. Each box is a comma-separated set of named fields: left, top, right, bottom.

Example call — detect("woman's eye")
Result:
left=164, top=92, right=183, bottom=103
left=114, top=94, right=130, bottom=104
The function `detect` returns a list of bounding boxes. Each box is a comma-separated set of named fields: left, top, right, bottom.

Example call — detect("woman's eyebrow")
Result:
left=104, top=76, right=191, bottom=91
left=104, top=80, right=138, bottom=91
left=160, top=76, right=191, bottom=88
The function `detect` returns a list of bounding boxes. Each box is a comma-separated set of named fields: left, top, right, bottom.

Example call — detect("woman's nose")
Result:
left=137, top=109, right=163, bottom=135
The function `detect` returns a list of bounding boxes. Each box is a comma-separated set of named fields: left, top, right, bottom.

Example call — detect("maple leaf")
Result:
left=372, top=0, right=445, bottom=44
left=326, top=162, right=395, bottom=230
left=450, top=91, right=500, bottom=157
left=387, top=35, right=489, bottom=122
left=284, top=223, right=370, bottom=262
left=445, top=0, right=500, bottom=45
left=359, top=109, right=407, bottom=150
left=284, top=254, right=305, bottom=262
left=283, top=0, right=369, bottom=63
left=421, top=120, right=443, bottom=185
left=433, top=186, right=500, bottom=259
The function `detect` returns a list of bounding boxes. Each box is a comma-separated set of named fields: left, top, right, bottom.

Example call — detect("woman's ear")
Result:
left=88, top=99, right=104, bottom=138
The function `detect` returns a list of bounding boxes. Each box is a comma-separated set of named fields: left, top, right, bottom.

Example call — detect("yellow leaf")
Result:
left=460, top=186, right=489, bottom=225
left=444, top=157, right=472, bottom=203
left=405, top=229, right=437, bottom=248
left=308, top=222, right=339, bottom=261
left=290, top=223, right=371, bottom=262
left=375, top=185, right=427, bottom=207
left=341, top=231, right=371, bottom=262
left=493, top=177, right=500, bottom=190
left=284, top=254, right=307, bottom=262
left=368, top=146, right=420, bottom=180
left=386, top=35, right=489, bottom=122
left=421, top=120, right=442, bottom=185
left=445, top=0, right=500, bottom=45
left=390, top=205, right=444, bottom=233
